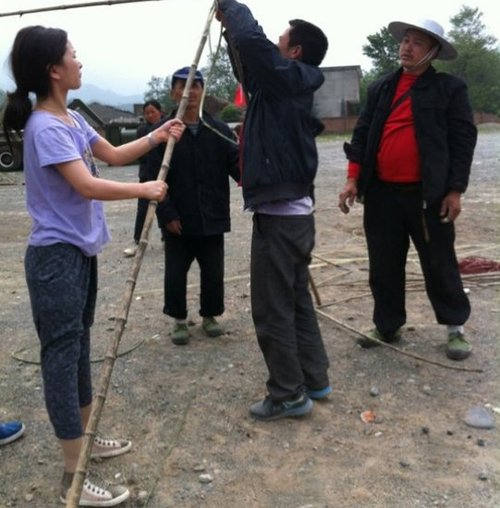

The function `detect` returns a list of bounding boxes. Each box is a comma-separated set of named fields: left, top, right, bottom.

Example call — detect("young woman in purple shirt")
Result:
left=2, top=25, right=184, bottom=507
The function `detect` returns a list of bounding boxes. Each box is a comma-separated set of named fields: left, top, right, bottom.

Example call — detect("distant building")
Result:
left=68, top=99, right=140, bottom=149
left=85, top=102, right=138, bottom=126
left=68, top=99, right=138, bottom=133
left=314, top=65, right=362, bottom=134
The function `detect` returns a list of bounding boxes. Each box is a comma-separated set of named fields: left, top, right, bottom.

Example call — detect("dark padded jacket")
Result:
left=151, top=111, right=240, bottom=236
left=344, top=66, right=477, bottom=205
left=218, top=0, right=324, bottom=209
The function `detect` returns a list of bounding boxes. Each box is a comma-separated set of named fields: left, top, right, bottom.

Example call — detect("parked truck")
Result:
left=0, top=130, right=22, bottom=172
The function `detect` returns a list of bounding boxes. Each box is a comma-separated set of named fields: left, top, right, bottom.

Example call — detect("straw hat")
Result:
left=388, top=19, right=457, bottom=60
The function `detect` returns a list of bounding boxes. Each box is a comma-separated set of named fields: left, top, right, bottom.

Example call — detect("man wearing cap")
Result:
left=338, top=19, right=477, bottom=360
left=148, top=67, right=240, bottom=345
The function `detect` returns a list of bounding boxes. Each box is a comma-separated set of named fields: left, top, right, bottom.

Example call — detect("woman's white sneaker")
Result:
left=91, top=436, right=132, bottom=459
left=60, top=478, right=130, bottom=507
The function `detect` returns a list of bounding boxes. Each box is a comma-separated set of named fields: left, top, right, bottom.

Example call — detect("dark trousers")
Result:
left=364, top=180, right=471, bottom=335
left=251, top=213, right=330, bottom=402
left=133, top=197, right=149, bottom=244
left=163, top=233, right=224, bottom=320
left=25, top=244, right=96, bottom=440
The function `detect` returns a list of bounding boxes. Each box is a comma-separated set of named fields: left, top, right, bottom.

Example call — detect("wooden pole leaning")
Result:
left=66, top=2, right=218, bottom=506
left=0, top=0, right=160, bottom=18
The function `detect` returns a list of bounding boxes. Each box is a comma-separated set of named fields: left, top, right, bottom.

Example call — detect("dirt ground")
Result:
left=1, top=129, right=499, bottom=508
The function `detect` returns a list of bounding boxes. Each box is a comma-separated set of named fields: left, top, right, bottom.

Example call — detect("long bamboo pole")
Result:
left=0, top=0, right=160, bottom=18
left=66, top=2, right=218, bottom=506
left=315, top=307, right=484, bottom=373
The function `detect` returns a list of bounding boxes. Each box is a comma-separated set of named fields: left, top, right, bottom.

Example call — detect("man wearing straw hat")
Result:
left=339, top=19, right=477, bottom=360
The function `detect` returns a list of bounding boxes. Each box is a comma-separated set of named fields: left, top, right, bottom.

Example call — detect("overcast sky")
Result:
left=1, top=0, right=499, bottom=97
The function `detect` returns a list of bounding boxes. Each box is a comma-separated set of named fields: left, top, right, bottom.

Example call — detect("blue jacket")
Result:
left=218, top=0, right=324, bottom=209
left=344, top=66, right=477, bottom=205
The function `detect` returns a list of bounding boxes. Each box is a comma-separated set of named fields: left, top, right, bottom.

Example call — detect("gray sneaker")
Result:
left=202, top=316, right=224, bottom=337
left=171, top=322, right=190, bottom=345
left=357, top=328, right=402, bottom=348
left=249, top=394, right=313, bottom=421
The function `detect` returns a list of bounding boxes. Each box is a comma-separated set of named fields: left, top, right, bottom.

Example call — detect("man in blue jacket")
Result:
left=216, top=0, right=331, bottom=421
left=339, top=19, right=477, bottom=360
left=152, top=67, right=240, bottom=345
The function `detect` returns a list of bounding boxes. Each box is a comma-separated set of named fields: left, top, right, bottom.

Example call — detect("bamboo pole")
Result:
left=308, top=271, right=322, bottom=307
left=315, top=308, right=484, bottom=373
left=0, top=0, right=160, bottom=18
left=66, top=2, right=218, bottom=506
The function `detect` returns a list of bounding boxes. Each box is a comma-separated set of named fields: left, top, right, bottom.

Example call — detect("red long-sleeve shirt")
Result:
left=348, top=73, right=421, bottom=183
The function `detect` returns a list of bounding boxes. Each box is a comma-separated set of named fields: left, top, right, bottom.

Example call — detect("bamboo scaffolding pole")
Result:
left=309, top=251, right=487, bottom=373
left=308, top=271, right=322, bottom=307
left=0, top=0, right=160, bottom=18
left=315, top=308, right=484, bottom=373
left=66, top=2, right=218, bottom=506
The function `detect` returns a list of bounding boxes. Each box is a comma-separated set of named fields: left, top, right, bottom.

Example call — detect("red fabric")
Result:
left=233, top=82, right=246, bottom=187
left=234, top=83, right=247, bottom=107
left=377, top=73, right=420, bottom=183
left=458, top=256, right=500, bottom=274
left=347, top=161, right=361, bottom=179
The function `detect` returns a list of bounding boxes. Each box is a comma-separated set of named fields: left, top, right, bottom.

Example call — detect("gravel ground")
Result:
left=0, top=127, right=499, bottom=507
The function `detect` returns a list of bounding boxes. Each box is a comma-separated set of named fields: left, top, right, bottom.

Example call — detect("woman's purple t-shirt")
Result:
left=23, top=110, right=110, bottom=256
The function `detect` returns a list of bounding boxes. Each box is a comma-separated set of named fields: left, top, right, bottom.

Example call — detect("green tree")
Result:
left=144, top=76, right=175, bottom=114
left=362, top=27, right=400, bottom=78
left=358, top=68, right=378, bottom=106
left=219, top=103, right=244, bottom=123
left=201, top=44, right=238, bottom=101
left=436, top=6, right=500, bottom=115
left=359, top=27, right=400, bottom=105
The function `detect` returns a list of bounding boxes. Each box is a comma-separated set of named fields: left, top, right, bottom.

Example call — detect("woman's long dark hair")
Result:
left=2, top=25, right=68, bottom=134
